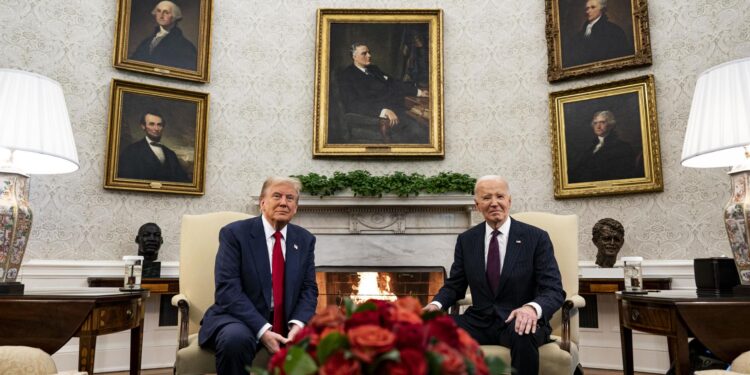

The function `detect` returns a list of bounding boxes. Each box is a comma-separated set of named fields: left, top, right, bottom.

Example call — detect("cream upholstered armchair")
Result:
left=172, top=211, right=258, bottom=374
left=453, top=212, right=586, bottom=375
left=697, top=351, right=750, bottom=375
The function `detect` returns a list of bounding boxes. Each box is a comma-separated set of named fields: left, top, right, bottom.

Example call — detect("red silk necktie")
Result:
left=272, top=231, right=286, bottom=335
left=486, top=230, right=501, bottom=294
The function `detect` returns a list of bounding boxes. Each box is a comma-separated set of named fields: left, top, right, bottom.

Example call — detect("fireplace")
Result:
left=315, top=266, right=446, bottom=312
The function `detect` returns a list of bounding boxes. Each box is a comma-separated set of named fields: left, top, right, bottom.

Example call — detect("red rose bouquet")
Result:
left=255, top=297, right=505, bottom=375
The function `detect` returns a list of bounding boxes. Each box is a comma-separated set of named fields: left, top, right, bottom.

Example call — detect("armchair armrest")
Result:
left=171, top=293, right=190, bottom=349
left=560, top=294, right=585, bottom=352
left=449, top=293, right=473, bottom=315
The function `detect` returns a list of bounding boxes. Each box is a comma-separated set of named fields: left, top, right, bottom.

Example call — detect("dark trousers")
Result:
left=203, top=321, right=260, bottom=375
left=453, top=311, right=551, bottom=374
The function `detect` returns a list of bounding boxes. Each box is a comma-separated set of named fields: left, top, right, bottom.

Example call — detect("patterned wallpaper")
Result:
left=2, top=0, right=749, bottom=263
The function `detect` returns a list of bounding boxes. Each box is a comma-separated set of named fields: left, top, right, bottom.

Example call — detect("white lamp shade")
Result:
left=681, top=57, right=750, bottom=168
left=0, top=69, right=78, bottom=174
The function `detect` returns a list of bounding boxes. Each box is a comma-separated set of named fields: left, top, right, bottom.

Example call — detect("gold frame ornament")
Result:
left=104, top=79, right=209, bottom=195
left=113, top=0, right=212, bottom=83
left=313, top=9, right=444, bottom=157
left=550, top=75, right=662, bottom=198
left=545, top=0, right=652, bottom=82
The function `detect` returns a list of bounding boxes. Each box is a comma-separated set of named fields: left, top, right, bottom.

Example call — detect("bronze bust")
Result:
left=136, top=222, right=163, bottom=262
left=592, top=218, right=624, bottom=268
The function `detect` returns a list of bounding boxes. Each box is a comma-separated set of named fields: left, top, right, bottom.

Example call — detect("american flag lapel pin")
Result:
left=515, top=240, right=522, bottom=244
left=294, top=244, right=299, bottom=250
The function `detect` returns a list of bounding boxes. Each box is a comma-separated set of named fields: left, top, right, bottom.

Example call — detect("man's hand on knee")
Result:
left=505, top=305, right=538, bottom=335
left=260, top=330, right=288, bottom=354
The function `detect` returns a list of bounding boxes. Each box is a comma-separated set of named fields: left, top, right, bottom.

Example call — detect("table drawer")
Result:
left=623, top=302, right=674, bottom=334
left=92, top=300, right=143, bottom=333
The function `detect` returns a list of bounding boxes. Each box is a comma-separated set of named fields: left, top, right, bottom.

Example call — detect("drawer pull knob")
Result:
left=630, top=309, right=640, bottom=322
left=126, top=309, right=133, bottom=317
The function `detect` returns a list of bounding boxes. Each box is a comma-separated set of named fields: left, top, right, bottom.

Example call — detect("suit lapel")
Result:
left=284, top=225, right=301, bottom=310
left=470, top=225, right=495, bottom=297
left=498, top=219, right=523, bottom=293
left=249, top=218, right=273, bottom=308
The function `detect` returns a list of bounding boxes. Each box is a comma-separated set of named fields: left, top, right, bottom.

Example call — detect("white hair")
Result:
left=473, top=175, right=511, bottom=196
left=259, top=176, right=302, bottom=201
left=152, top=1, right=183, bottom=21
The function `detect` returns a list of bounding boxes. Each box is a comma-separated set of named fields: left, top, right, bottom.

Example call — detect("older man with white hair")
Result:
left=130, top=0, right=197, bottom=70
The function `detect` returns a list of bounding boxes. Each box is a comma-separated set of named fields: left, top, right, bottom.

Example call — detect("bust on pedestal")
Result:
left=136, top=223, right=162, bottom=278
left=592, top=218, right=624, bottom=268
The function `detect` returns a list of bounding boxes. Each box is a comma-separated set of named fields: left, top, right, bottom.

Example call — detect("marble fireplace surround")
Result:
left=250, top=195, right=481, bottom=272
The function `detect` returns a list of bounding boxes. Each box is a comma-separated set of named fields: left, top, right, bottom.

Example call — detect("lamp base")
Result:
left=734, top=284, right=750, bottom=296
left=0, top=281, right=24, bottom=295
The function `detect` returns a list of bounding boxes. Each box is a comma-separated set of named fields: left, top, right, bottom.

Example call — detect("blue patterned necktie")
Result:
left=486, top=229, right=501, bottom=294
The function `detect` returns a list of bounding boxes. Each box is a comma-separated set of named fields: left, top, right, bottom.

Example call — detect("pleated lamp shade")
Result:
left=681, top=57, right=750, bottom=168
left=0, top=69, right=79, bottom=174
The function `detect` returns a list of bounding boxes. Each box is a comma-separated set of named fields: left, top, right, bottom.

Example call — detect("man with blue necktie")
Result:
left=199, top=176, right=318, bottom=373
left=424, top=175, right=564, bottom=374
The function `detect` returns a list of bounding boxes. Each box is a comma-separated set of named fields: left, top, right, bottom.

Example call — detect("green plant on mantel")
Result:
left=291, top=170, right=476, bottom=197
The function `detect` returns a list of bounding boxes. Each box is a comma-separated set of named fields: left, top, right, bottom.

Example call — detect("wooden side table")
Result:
left=88, top=277, right=179, bottom=326
left=578, top=277, right=671, bottom=328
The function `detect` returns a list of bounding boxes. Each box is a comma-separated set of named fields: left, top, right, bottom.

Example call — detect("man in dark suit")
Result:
left=564, top=0, right=634, bottom=67
left=130, top=1, right=197, bottom=70
left=337, top=42, right=429, bottom=143
left=568, top=110, right=642, bottom=183
left=199, top=177, right=318, bottom=373
left=118, top=110, right=190, bottom=182
left=424, top=175, right=565, bottom=374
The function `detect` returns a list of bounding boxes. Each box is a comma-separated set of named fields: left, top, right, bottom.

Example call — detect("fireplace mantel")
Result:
left=250, top=194, right=480, bottom=234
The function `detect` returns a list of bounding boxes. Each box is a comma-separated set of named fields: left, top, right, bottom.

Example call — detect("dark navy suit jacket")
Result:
left=118, top=138, right=190, bottom=183
left=433, top=218, right=564, bottom=325
left=199, top=217, right=318, bottom=346
left=130, top=26, right=197, bottom=70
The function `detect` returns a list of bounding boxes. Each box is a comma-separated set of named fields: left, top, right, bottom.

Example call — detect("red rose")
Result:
left=384, top=348, right=428, bottom=375
left=289, top=326, right=318, bottom=346
left=267, top=346, right=288, bottom=375
left=394, top=296, right=423, bottom=316
left=393, top=322, right=427, bottom=350
left=426, top=315, right=460, bottom=348
left=394, top=308, right=423, bottom=324
left=430, top=341, right=467, bottom=375
left=347, top=324, right=396, bottom=363
left=310, top=305, right=346, bottom=332
left=366, top=299, right=397, bottom=329
left=345, top=310, right=380, bottom=330
left=456, top=328, right=480, bottom=352
left=319, top=351, right=361, bottom=375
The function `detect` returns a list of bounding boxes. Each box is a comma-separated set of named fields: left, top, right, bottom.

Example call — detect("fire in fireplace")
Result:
left=315, top=266, right=446, bottom=312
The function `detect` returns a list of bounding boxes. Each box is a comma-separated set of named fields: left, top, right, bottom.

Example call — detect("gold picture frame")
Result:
left=113, top=0, right=212, bottom=83
left=313, top=9, right=444, bottom=157
left=546, top=0, right=652, bottom=82
left=550, top=75, right=662, bottom=198
left=104, top=79, right=209, bottom=195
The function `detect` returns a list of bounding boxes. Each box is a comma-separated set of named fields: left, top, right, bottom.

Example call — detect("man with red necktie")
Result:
left=199, top=176, right=318, bottom=374
left=424, top=175, right=564, bottom=374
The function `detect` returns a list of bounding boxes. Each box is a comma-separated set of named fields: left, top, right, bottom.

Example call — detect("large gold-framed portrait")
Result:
left=313, top=9, right=444, bottom=157
left=546, top=0, right=652, bottom=82
left=104, top=79, right=209, bottom=195
left=550, top=75, right=662, bottom=198
left=113, top=0, right=212, bottom=83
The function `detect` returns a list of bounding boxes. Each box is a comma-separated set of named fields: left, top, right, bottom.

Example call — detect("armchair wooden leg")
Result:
left=574, top=363, right=584, bottom=375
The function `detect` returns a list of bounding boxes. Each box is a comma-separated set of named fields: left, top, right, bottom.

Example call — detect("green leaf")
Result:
left=283, top=346, right=318, bottom=375
left=373, top=349, right=400, bottom=366
left=485, top=356, right=507, bottom=375
left=317, top=331, right=349, bottom=364
left=344, top=298, right=355, bottom=317
left=290, top=171, right=476, bottom=197
left=354, top=301, right=377, bottom=313
left=425, top=351, right=443, bottom=375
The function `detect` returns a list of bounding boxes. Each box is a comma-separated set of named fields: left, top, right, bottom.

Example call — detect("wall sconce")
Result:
left=0, top=69, right=79, bottom=294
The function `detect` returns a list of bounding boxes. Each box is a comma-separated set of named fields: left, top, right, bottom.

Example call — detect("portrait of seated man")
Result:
left=563, top=0, right=634, bottom=67
left=568, top=110, right=642, bottom=183
left=335, top=42, right=429, bottom=144
left=118, top=109, right=191, bottom=183
left=130, top=0, right=198, bottom=71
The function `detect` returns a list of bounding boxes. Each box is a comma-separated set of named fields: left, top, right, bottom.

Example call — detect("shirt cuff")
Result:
left=289, top=320, right=305, bottom=329
left=526, top=302, right=542, bottom=319
left=430, top=301, right=443, bottom=310
left=256, top=323, right=272, bottom=341
left=379, top=109, right=388, bottom=118
left=417, top=88, right=427, bottom=97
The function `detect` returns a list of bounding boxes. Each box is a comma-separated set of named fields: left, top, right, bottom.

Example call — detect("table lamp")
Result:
left=681, top=57, right=750, bottom=295
left=0, top=69, right=79, bottom=294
